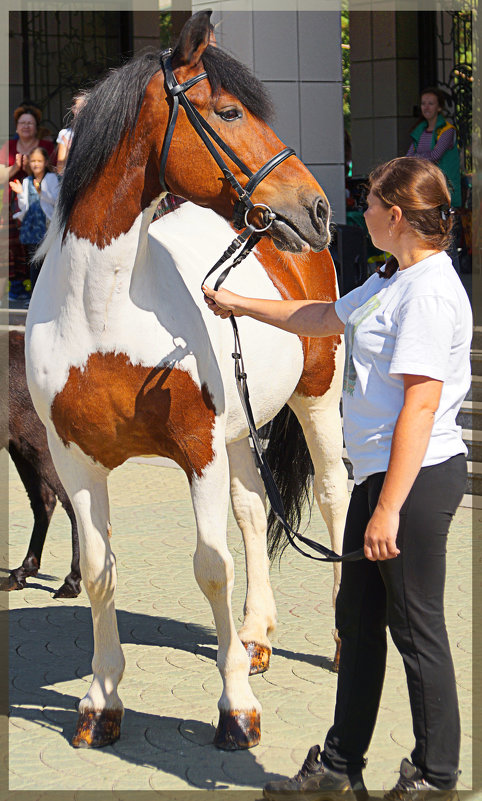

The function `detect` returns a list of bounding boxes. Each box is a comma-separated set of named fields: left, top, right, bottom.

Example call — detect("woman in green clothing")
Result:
left=407, top=87, right=461, bottom=209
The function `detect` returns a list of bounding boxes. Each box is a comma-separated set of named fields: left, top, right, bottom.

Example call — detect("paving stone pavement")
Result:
left=3, top=458, right=476, bottom=799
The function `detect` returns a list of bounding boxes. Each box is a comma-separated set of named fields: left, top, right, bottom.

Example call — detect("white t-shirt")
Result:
left=56, top=127, right=73, bottom=146
left=334, top=251, right=472, bottom=484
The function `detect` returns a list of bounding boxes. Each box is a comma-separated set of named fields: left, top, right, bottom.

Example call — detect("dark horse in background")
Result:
left=1, top=330, right=81, bottom=597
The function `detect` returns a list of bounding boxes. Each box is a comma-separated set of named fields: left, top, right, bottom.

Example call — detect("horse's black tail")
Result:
left=262, top=405, right=314, bottom=561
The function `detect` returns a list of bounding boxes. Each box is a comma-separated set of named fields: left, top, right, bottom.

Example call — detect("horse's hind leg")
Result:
left=53, top=490, right=81, bottom=599
left=227, top=437, right=276, bottom=675
left=289, top=378, right=349, bottom=671
left=46, top=431, right=125, bottom=747
left=3, top=443, right=56, bottom=591
left=190, top=443, right=261, bottom=750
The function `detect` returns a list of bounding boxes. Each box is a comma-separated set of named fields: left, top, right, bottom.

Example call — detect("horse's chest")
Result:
left=50, top=351, right=218, bottom=480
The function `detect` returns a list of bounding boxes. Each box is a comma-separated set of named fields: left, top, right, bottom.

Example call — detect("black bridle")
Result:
left=158, top=49, right=364, bottom=565
left=159, top=49, right=295, bottom=232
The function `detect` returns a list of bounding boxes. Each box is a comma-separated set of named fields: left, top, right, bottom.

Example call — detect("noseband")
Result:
left=159, top=49, right=294, bottom=232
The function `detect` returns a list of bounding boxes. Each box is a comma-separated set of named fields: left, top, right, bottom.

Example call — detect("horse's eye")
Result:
left=218, top=108, right=242, bottom=122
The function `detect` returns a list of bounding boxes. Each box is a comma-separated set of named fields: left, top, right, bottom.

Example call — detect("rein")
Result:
left=159, top=49, right=364, bottom=564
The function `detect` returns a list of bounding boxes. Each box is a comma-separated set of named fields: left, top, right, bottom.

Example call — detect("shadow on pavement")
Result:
left=8, top=604, right=323, bottom=790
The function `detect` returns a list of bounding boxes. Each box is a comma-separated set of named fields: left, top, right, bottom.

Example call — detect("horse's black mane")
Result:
left=58, top=44, right=274, bottom=229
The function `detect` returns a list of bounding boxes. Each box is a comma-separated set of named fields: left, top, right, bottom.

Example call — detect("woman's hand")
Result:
left=15, top=153, right=29, bottom=171
left=9, top=179, right=23, bottom=194
left=202, top=285, right=244, bottom=319
left=364, top=505, right=400, bottom=561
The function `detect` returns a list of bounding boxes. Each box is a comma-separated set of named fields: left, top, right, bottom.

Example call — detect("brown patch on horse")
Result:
left=51, top=352, right=217, bottom=481
left=254, top=239, right=341, bottom=397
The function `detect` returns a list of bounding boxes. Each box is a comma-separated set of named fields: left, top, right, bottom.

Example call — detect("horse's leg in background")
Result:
left=4, top=443, right=81, bottom=596
left=227, top=437, right=276, bottom=674
left=190, top=438, right=261, bottom=750
left=3, top=443, right=57, bottom=590
left=46, top=430, right=125, bottom=747
left=288, top=364, right=348, bottom=671
left=53, top=491, right=81, bottom=599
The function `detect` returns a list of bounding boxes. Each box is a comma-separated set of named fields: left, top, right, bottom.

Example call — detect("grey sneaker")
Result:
left=263, top=744, right=356, bottom=800
left=384, top=759, right=458, bottom=801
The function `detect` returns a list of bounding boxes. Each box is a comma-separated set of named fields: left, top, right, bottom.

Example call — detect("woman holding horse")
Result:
left=204, top=156, right=471, bottom=801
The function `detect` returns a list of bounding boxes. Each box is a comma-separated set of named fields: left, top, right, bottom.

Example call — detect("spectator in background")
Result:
left=407, top=87, right=461, bottom=209
left=9, top=147, right=59, bottom=294
left=0, top=104, right=55, bottom=304
left=56, top=91, right=88, bottom=174
left=18, top=98, right=54, bottom=142
left=407, top=88, right=462, bottom=272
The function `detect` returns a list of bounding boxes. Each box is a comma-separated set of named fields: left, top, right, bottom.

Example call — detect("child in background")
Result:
left=9, top=147, right=59, bottom=292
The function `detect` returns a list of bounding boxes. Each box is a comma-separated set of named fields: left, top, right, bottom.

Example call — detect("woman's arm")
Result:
left=364, top=374, right=443, bottom=561
left=202, top=285, right=345, bottom=337
left=408, top=128, right=456, bottom=163
left=56, top=141, right=69, bottom=174
left=429, top=127, right=457, bottom=162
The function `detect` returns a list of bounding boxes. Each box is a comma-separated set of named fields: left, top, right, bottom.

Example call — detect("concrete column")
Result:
left=349, top=10, right=419, bottom=176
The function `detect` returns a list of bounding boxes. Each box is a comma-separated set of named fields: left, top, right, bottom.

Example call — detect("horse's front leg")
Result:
left=289, top=375, right=349, bottom=671
left=227, top=437, right=276, bottom=675
left=190, top=436, right=261, bottom=750
left=46, top=431, right=125, bottom=747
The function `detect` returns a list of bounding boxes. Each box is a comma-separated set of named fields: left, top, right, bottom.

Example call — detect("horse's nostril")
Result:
left=315, top=196, right=329, bottom=224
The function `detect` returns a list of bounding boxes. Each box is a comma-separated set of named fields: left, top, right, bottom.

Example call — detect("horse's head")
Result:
left=59, top=10, right=330, bottom=253
left=156, top=10, right=331, bottom=253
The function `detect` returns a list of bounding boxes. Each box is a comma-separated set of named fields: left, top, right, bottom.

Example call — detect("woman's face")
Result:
left=363, top=190, right=393, bottom=251
left=16, top=113, right=38, bottom=138
left=420, top=93, right=441, bottom=126
left=29, top=151, right=47, bottom=177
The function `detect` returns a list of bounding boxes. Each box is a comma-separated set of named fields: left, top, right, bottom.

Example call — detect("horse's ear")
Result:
left=174, top=9, right=212, bottom=67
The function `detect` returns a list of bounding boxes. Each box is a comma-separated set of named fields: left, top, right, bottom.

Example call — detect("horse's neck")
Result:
left=254, top=239, right=338, bottom=303
left=66, top=115, right=163, bottom=251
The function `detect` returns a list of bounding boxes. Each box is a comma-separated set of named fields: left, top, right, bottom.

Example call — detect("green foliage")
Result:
left=159, top=11, right=171, bottom=48
left=341, top=9, right=351, bottom=135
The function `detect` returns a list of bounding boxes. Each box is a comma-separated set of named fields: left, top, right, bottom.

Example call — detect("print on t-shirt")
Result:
left=343, top=294, right=381, bottom=395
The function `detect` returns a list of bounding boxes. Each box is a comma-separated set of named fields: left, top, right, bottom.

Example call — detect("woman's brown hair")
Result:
left=368, top=157, right=454, bottom=278
left=14, top=104, right=41, bottom=126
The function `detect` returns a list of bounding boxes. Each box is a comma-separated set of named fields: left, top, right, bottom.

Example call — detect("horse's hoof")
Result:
left=214, top=709, right=260, bottom=750
left=72, top=709, right=122, bottom=748
left=53, top=580, right=81, bottom=599
left=242, top=641, right=271, bottom=675
left=0, top=573, right=26, bottom=592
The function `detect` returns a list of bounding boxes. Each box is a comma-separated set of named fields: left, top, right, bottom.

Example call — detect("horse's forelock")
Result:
left=201, top=46, right=274, bottom=122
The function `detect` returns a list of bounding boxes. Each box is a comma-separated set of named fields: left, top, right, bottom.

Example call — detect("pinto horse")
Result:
left=25, top=10, right=348, bottom=751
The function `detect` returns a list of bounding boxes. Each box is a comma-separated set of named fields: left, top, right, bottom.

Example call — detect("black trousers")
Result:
left=322, top=454, right=467, bottom=790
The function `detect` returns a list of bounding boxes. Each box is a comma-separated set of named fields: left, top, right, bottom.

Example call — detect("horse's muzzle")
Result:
left=269, top=195, right=331, bottom=253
